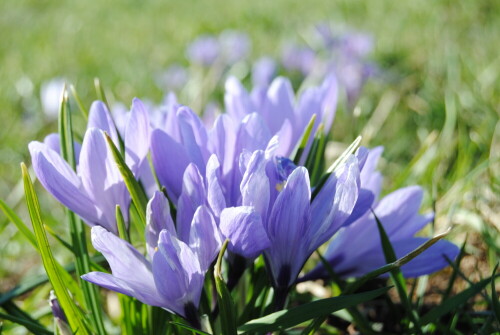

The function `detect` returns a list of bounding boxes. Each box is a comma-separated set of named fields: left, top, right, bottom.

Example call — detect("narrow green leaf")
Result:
left=214, top=239, right=237, bottom=335
left=491, top=264, right=500, bottom=323
left=170, top=322, right=212, bottom=335
left=44, top=224, right=74, bottom=253
left=442, top=238, right=467, bottom=300
left=116, top=205, right=130, bottom=242
left=345, top=229, right=451, bottom=295
left=0, top=198, right=37, bottom=248
left=0, top=311, right=52, bottom=335
left=312, top=136, right=362, bottom=200
left=292, top=114, right=317, bottom=164
left=238, top=286, right=390, bottom=334
left=420, top=274, right=499, bottom=325
left=105, top=132, right=148, bottom=226
left=69, top=84, right=88, bottom=119
left=94, top=77, right=109, bottom=107
left=374, top=212, right=421, bottom=332
left=21, top=163, right=90, bottom=335
left=59, top=88, right=107, bottom=335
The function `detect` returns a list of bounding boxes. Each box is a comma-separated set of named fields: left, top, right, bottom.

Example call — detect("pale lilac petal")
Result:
left=205, top=155, right=226, bottom=218
left=153, top=230, right=204, bottom=316
left=125, top=98, right=151, bottom=174
left=88, top=101, right=119, bottom=144
left=309, top=156, right=360, bottom=251
left=220, top=206, right=270, bottom=259
left=43, top=134, right=82, bottom=165
left=397, top=238, right=459, bottom=277
left=28, top=141, right=100, bottom=224
left=146, top=191, right=176, bottom=257
left=372, top=186, right=425, bottom=236
left=86, top=226, right=164, bottom=305
left=82, top=272, right=166, bottom=307
left=176, top=164, right=207, bottom=242
left=266, top=167, right=311, bottom=287
left=189, top=206, right=222, bottom=271
left=78, top=128, right=129, bottom=234
left=177, top=107, right=209, bottom=172
left=274, top=119, right=295, bottom=157
left=240, top=150, right=270, bottom=222
left=224, top=77, right=253, bottom=121
left=319, top=74, right=338, bottom=133
left=262, top=77, right=295, bottom=134
left=236, top=113, right=272, bottom=155
left=208, top=114, right=237, bottom=176
left=150, top=128, right=190, bottom=203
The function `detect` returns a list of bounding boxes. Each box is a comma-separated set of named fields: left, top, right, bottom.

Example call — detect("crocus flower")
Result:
left=40, top=78, right=66, bottom=119
left=82, top=190, right=221, bottom=326
left=225, top=148, right=361, bottom=296
left=219, top=30, right=251, bottom=64
left=281, top=43, right=316, bottom=76
left=252, top=56, right=277, bottom=87
left=29, top=99, right=150, bottom=234
left=301, top=148, right=459, bottom=281
left=186, top=35, right=220, bottom=67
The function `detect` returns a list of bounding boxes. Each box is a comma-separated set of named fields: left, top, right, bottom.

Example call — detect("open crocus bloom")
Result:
left=82, top=191, right=222, bottom=322
left=29, top=99, right=150, bottom=234
left=301, top=147, right=459, bottom=281
left=222, top=148, right=361, bottom=291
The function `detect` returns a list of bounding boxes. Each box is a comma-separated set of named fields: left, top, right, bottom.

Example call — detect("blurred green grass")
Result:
left=0, top=0, right=499, bottom=332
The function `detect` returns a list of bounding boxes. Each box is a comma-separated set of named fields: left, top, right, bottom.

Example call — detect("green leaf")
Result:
left=312, top=136, right=362, bottom=200
left=69, top=84, right=88, bottom=119
left=238, top=286, right=390, bottom=334
left=420, top=274, right=500, bottom=325
left=214, top=240, right=237, bottom=335
left=170, top=322, right=212, bottom=335
left=116, top=204, right=130, bottom=242
left=344, top=229, right=451, bottom=295
left=292, top=114, right=317, bottom=165
left=21, top=163, right=90, bottom=335
left=104, top=132, right=148, bottom=226
left=44, top=224, right=74, bottom=253
left=373, top=212, right=421, bottom=332
left=0, top=311, right=52, bottom=335
left=94, top=77, right=109, bottom=107
left=58, top=88, right=107, bottom=335
left=0, top=198, right=37, bottom=249
left=490, top=264, right=500, bottom=323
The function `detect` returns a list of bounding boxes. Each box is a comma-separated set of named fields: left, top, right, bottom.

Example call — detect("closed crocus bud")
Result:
left=49, top=291, right=71, bottom=335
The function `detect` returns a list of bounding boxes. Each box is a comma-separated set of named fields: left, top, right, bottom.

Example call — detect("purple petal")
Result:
left=153, top=230, right=205, bottom=316
left=189, top=206, right=222, bottom=271
left=224, top=77, right=252, bottom=121
left=28, top=141, right=100, bottom=224
left=150, top=128, right=190, bottom=203
left=84, top=226, right=164, bottom=305
left=176, top=164, right=207, bottom=242
left=309, top=156, right=360, bottom=251
left=397, top=238, right=459, bottom=277
left=146, top=191, right=176, bottom=257
left=236, top=113, right=272, bottom=155
left=125, top=98, right=151, bottom=174
left=266, top=167, right=311, bottom=287
left=78, top=128, right=129, bottom=234
left=208, top=114, right=237, bottom=176
left=42, top=134, right=82, bottom=165
left=88, top=101, right=119, bottom=144
left=220, top=206, right=270, bottom=259
left=240, top=150, right=270, bottom=222
left=177, top=107, right=209, bottom=172
left=205, top=155, right=226, bottom=218
left=262, top=77, right=295, bottom=134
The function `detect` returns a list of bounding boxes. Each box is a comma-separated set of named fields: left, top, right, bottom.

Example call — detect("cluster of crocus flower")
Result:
left=29, top=72, right=459, bottom=327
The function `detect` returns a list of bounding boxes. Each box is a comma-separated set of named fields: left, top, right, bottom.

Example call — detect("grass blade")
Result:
left=214, top=240, right=237, bottom=335
left=0, top=198, right=37, bottom=248
left=373, top=211, right=422, bottom=333
left=0, top=311, right=52, bottom=335
left=490, top=264, right=500, bottom=323
left=292, top=114, right=317, bottom=165
left=21, top=163, right=90, bottom=335
left=238, top=286, right=390, bottom=334
left=59, top=87, right=107, bottom=335
left=105, top=132, right=148, bottom=226
left=420, top=274, right=499, bottom=325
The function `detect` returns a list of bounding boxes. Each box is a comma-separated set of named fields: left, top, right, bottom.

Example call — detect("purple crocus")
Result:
left=224, top=148, right=361, bottom=301
left=219, top=30, right=251, bottom=64
left=82, top=190, right=221, bottom=327
left=301, top=148, right=459, bottom=281
left=186, top=35, right=220, bottom=67
left=29, top=99, right=150, bottom=234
